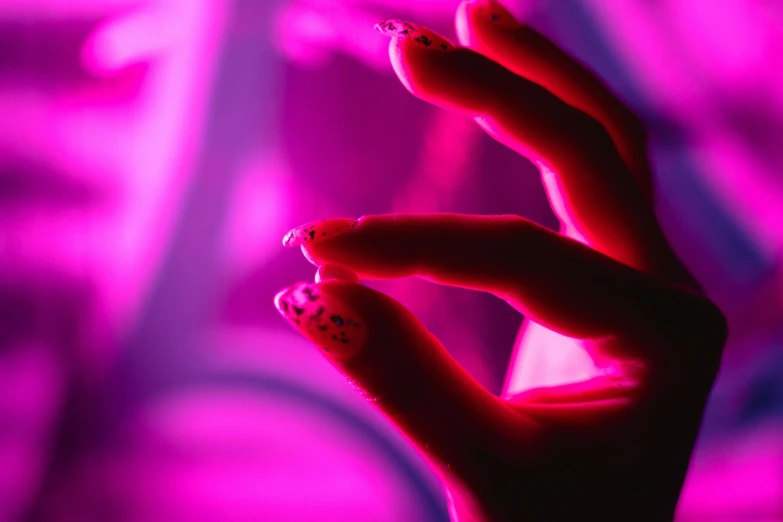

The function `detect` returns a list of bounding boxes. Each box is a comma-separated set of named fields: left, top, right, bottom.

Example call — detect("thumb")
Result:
left=274, top=280, right=535, bottom=474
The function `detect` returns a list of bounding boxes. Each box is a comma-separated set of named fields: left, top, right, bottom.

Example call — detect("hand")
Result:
left=274, top=2, right=727, bottom=521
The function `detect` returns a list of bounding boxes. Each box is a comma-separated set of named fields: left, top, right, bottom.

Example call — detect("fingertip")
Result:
left=274, top=280, right=369, bottom=360
left=282, top=218, right=358, bottom=248
left=300, top=243, right=321, bottom=267
left=388, top=36, right=443, bottom=99
left=375, top=18, right=492, bottom=115
left=457, top=0, right=522, bottom=45
left=375, top=19, right=456, bottom=97
left=316, top=264, right=360, bottom=283
left=387, top=37, right=412, bottom=92
left=454, top=0, right=476, bottom=46
left=273, top=286, right=287, bottom=315
left=388, top=40, right=501, bottom=115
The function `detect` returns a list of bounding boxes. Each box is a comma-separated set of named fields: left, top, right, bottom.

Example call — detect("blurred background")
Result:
left=0, top=0, right=781, bottom=520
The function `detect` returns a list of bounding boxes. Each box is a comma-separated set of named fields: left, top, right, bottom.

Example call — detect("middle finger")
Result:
left=376, top=19, right=693, bottom=285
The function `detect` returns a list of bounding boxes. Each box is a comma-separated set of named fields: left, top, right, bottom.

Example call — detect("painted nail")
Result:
left=274, top=282, right=366, bottom=358
left=316, top=264, right=360, bottom=283
left=282, top=218, right=358, bottom=248
left=374, top=19, right=454, bottom=51
left=469, top=0, right=519, bottom=28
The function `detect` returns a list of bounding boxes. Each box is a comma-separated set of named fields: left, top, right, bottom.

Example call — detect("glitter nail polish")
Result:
left=274, top=282, right=366, bottom=358
left=374, top=18, right=455, bottom=51
left=282, top=218, right=358, bottom=248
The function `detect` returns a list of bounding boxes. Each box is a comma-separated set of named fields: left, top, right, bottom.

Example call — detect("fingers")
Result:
left=455, top=0, right=653, bottom=202
left=291, top=215, right=719, bottom=349
left=376, top=17, right=694, bottom=285
left=273, top=279, right=534, bottom=473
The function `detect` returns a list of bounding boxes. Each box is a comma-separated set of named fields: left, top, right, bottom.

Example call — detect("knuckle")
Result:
left=684, top=295, right=729, bottom=349
left=570, top=110, right=616, bottom=154
left=664, top=294, right=728, bottom=378
left=699, top=299, right=729, bottom=346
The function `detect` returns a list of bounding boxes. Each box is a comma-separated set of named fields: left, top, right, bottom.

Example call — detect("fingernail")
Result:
left=468, top=0, right=519, bottom=28
left=316, top=264, right=360, bottom=284
left=274, top=282, right=366, bottom=358
left=374, top=18, right=454, bottom=51
left=282, top=218, right=358, bottom=248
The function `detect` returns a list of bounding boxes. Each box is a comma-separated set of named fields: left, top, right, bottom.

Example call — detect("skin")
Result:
left=277, top=1, right=728, bottom=521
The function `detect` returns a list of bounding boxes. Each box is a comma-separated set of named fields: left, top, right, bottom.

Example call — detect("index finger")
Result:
left=292, top=214, right=725, bottom=364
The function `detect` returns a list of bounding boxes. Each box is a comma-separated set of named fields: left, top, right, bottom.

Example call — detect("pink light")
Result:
left=274, top=3, right=390, bottom=70
left=41, top=390, right=431, bottom=521
left=586, top=0, right=713, bottom=125
left=690, top=133, right=783, bottom=260
left=677, top=426, right=783, bottom=520
left=274, top=3, right=337, bottom=66
left=81, top=7, right=177, bottom=76
left=83, top=0, right=228, bottom=333
left=222, top=153, right=293, bottom=274
left=0, top=0, right=142, bottom=17
left=503, top=320, right=598, bottom=396
left=0, top=343, right=64, bottom=520
left=665, top=0, right=771, bottom=88
left=537, top=160, right=588, bottom=244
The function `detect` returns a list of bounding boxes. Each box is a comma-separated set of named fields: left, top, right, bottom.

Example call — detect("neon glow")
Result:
left=0, top=0, right=780, bottom=519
